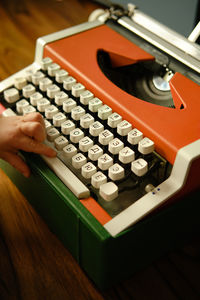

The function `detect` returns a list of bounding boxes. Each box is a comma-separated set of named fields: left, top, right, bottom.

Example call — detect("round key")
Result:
left=70, top=128, right=84, bottom=143
left=55, top=91, right=68, bottom=106
left=63, top=98, right=76, bottom=113
left=107, top=112, right=122, bottom=128
left=47, top=84, right=60, bottom=99
left=128, top=128, right=143, bottom=145
left=44, top=120, right=52, bottom=131
left=99, top=182, right=118, bottom=202
left=39, top=77, right=53, bottom=92
left=81, top=162, right=97, bottom=179
left=138, top=137, right=155, bottom=155
left=48, top=63, right=60, bottom=76
left=55, top=69, right=68, bottom=83
left=80, top=90, right=94, bottom=105
left=16, top=99, right=29, bottom=114
left=71, top=106, right=85, bottom=121
left=14, top=77, right=27, bottom=89
left=45, top=105, right=59, bottom=119
left=4, top=88, right=19, bottom=103
left=54, top=135, right=68, bottom=150
left=108, top=163, right=125, bottom=181
left=72, top=153, right=87, bottom=169
left=80, top=113, right=94, bottom=129
left=47, top=127, right=60, bottom=142
left=40, top=57, right=53, bottom=70
left=22, top=84, right=36, bottom=98
left=98, top=153, right=113, bottom=171
left=23, top=105, right=36, bottom=115
left=31, top=71, right=45, bottom=85
left=117, top=120, right=132, bottom=136
left=61, top=120, right=75, bottom=135
left=131, top=158, right=148, bottom=177
left=37, top=98, right=50, bottom=112
left=71, top=83, right=85, bottom=97
left=88, top=97, right=102, bottom=112
left=53, top=112, right=66, bottom=127
left=88, top=145, right=103, bottom=161
left=98, top=129, right=114, bottom=145
left=63, top=76, right=76, bottom=90
left=91, top=171, right=107, bottom=189
left=108, top=138, right=124, bottom=155
left=89, top=121, right=104, bottom=137
left=119, top=146, right=135, bottom=164
left=98, top=105, right=112, bottom=120
left=63, top=144, right=77, bottom=159
left=79, top=136, right=93, bottom=152
left=30, top=92, right=43, bottom=106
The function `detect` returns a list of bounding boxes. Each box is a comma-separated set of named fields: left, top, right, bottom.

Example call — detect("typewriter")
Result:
left=1, top=3, right=200, bottom=289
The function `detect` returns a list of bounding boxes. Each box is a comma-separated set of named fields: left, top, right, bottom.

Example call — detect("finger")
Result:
left=20, top=121, right=46, bottom=142
left=22, top=112, right=45, bottom=126
left=19, top=136, right=57, bottom=157
left=3, top=152, right=30, bottom=178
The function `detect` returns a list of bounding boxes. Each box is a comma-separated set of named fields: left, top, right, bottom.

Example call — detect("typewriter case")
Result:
left=1, top=6, right=200, bottom=289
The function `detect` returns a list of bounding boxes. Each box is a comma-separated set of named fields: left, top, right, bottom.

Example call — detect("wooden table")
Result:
left=0, top=1, right=200, bottom=299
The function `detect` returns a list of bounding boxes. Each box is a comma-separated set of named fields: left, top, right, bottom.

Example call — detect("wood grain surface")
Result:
left=0, top=1, right=200, bottom=299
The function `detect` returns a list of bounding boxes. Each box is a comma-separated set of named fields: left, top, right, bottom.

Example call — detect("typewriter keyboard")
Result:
left=1, top=58, right=171, bottom=217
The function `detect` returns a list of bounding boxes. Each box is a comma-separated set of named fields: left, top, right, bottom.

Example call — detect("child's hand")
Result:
left=0, top=112, right=56, bottom=177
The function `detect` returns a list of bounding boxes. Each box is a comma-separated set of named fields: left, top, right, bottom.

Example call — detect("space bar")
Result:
left=41, top=155, right=90, bottom=199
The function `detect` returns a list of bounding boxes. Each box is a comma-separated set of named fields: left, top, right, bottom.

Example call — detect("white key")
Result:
left=70, top=128, right=84, bottom=143
left=48, top=63, right=60, bottom=76
left=61, top=120, right=75, bottom=135
left=54, top=135, right=68, bottom=150
left=79, top=136, right=93, bottom=152
left=25, top=69, right=35, bottom=81
left=117, top=120, right=132, bottom=136
left=98, top=105, right=112, bottom=120
left=63, top=98, right=76, bottom=113
left=108, top=138, right=124, bottom=155
left=41, top=57, right=53, bottom=70
left=128, top=128, right=143, bottom=145
left=39, top=77, right=53, bottom=92
left=71, top=83, right=85, bottom=97
left=47, top=84, right=60, bottom=99
left=4, top=88, right=19, bottom=103
left=55, top=91, right=68, bottom=106
left=30, top=92, right=43, bottom=106
left=16, top=99, right=29, bottom=114
left=107, top=112, right=122, bottom=128
left=81, top=162, right=97, bottom=179
left=138, top=137, right=155, bottom=155
left=31, top=71, right=45, bottom=85
left=47, top=127, right=60, bottom=142
left=37, top=98, right=50, bottom=112
left=98, top=129, right=114, bottom=145
left=119, top=146, right=135, bottom=164
left=72, top=153, right=87, bottom=169
left=88, top=97, right=102, bottom=112
left=22, top=84, right=36, bottom=98
left=14, top=77, right=27, bottom=89
left=44, top=119, right=52, bottom=130
left=55, top=69, right=68, bottom=83
left=80, top=113, right=94, bottom=129
left=63, top=143, right=77, bottom=158
left=99, top=182, right=118, bottom=202
left=108, top=163, right=125, bottom=181
left=131, top=158, right=148, bottom=176
left=45, top=105, right=59, bottom=119
left=91, top=171, right=107, bottom=189
left=53, top=112, right=66, bottom=127
left=80, top=90, right=94, bottom=105
left=98, top=153, right=113, bottom=171
left=22, top=105, right=36, bottom=115
left=71, top=106, right=85, bottom=121
left=89, top=121, right=104, bottom=137
left=88, top=145, right=103, bottom=161
left=63, top=76, right=77, bottom=90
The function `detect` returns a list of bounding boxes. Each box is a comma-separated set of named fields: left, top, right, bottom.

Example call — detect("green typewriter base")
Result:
left=1, top=154, right=200, bottom=289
